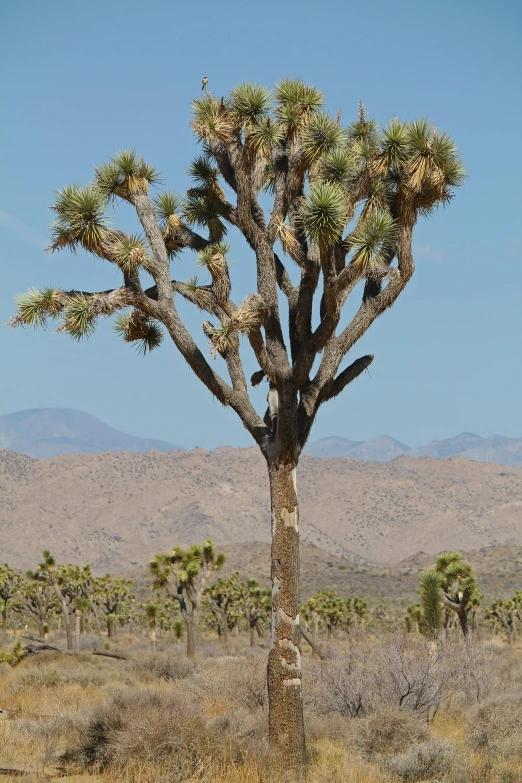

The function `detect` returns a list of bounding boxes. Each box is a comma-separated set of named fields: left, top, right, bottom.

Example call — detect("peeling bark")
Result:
left=267, top=461, right=307, bottom=765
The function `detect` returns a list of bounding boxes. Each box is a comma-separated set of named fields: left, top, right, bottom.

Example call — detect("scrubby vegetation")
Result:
left=0, top=630, right=520, bottom=781
left=0, top=545, right=520, bottom=780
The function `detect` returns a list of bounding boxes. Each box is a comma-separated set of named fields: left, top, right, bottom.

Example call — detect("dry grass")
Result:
left=0, top=633, right=520, bottom=782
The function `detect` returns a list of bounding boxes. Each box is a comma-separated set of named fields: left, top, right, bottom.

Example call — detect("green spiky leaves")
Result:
left=153, top=191, right=183, bottom=224
left=347, top=211, right=398, bottom=268
left=94, top=150, right=162, bottom=203
left=114, top=311, right=163, bottom=355
left=110, top=234, right=152, bottom=274
left=275, top=79, right=324, bottom=116
left=191, top=95, right=234, bottom=143
left=13, top=287, right=64, bottom=328
left=301, top=181, right=348, bottom=246
left=316, top=147, right=359, bottom=188
left=420, top=570, right=443, bottom=637
left=50, top=185, right=109, bottom=254
left=12, top=288, right=97, bottom=340
left=62, top=294, right=97, bottom=340
left=302, top=113, right=346, bottom=165
left=230, top=82, right=272, bottom=123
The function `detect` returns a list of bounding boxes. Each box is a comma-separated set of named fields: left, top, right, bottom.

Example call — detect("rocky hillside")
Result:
left=1, top=447, right=521, bottom=571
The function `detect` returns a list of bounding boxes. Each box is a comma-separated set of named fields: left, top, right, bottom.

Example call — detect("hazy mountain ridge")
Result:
left=1, top=409, right=521, bottom=466
left=0, top=408, right=183, bottom=458
left=1, top=448, right=521, bottom=571
left=307, top=432, right=522, bottom=466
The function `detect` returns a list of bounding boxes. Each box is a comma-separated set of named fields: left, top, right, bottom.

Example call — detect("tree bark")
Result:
left=185, top=614, right=195, bottom=659
left=1, top=608, right=6, bottom=633
left=74, top=612, right=80, bottom=650
left=267, top=461, right=307, bottom=765
left=250, top=623, right=256, bottom=648
left=458, top=608, right=469, bottom=637
left=51, top=581, right=73, bottom=652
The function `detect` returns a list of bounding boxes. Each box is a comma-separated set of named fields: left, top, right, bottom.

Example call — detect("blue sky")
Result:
left=1, top=0, right=521, bottom=449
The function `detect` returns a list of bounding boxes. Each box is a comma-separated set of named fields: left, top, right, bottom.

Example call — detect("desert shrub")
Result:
left=188, top=653, right=268, bottom=712
left=469, top=696, right=522, bottom=757
left=130, top=651, right=195, bottom=682
left=61, top=686, right=264, bottom=775
left=306, top=634, right=453, bottom=718
left=354, top=706, right=429, bottom=758
left=377, top=738, right=455, bottom=781
left=13, top=656, right=122, bottom=689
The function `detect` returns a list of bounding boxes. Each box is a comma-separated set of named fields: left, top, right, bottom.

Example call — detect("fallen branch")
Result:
left=20, top=636, right=127, bottom=661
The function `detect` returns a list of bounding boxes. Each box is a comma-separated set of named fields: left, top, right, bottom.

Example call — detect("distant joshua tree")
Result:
left=0, top=564, right=23, bottom=633
left=433, top=552, right=480, bottom=637
left=11, top=79, right=464, bottom=762
left=150, top=540, right=224, bottom=658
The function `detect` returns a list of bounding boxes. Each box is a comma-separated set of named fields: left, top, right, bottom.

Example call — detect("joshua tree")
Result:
left=486, top=591, right=522, bottom=643
left=27, top=551, right=75, bottom=650
left=0, top=564, right=24, bottom=633
left=353, top=598, right=367, bottom=627
left=93, top=575, right=134, bottom=638
left=11, top=79, right=464, bottom=762
left=150, top=540, right=224, bottom=658
left=405, top=603, right=423, bottom=634
left=14, top=581, right=57, bottom=638
left=239, top=577, right=271, bottom=647
left=305, top=589, right=349, bottom=639
left=434, top=552, right=479, bottom=637
left=419, top=569, right=443, bottom=637
left=204, top=573, right=241, bottom=645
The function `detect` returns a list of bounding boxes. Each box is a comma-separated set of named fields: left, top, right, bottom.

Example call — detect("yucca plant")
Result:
left=12, top=78, right=464, bottom=765
left=150, top=540, right=224, bottom=658
left=433, top=551, right=480, bottom=637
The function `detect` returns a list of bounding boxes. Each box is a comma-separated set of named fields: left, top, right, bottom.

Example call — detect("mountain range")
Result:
left=0, top=408, right=183, bottom=458
left=0, top=408, right=521, bottom=467
left=305, top=433, right=522, bottom=466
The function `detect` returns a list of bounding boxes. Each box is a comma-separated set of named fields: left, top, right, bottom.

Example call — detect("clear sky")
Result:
left=1, top=0, right=521, bottom=449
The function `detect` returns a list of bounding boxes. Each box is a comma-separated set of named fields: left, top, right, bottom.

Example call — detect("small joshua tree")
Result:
left=239, top=577, right=271, bottom=647
left=93, top=575, right=134, bottom=638
left=0, top=564, right=24, bottom=633
left=150, top=539, right=224, bottom=658
left=11, top=79, right=464, bottom=762
left=204, top=573, right=241, bottom=645
left=420, top=569, right=443, bottom=638
left=486, top=591, right=522, bottom=643
left=27, top=551, right=75, bottom=650
left=13, top=581, right=57, bottom=638
left=434, top=552, right=479, bottom=637
left=306, top=589, right=348, bottom=639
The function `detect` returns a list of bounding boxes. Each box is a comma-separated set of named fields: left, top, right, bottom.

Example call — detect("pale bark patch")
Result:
left=282, top=506, right=298, bottom=531
left=279, top=637, right=302, bottom=673
left=291, top=467, right=297, bottom=494
left=283, top=678, right=301, bottom=688
left=275, top=607, right=299, bottom=627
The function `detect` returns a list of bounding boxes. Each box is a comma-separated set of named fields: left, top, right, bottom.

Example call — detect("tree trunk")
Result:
left=458, top=608, right=469, bottom=637
left=185, top=614, right=195, bottom=659
left=267, top=461, right=307, bottom=765
left=1, top=608, right=7, bottom=633
left=250, top=623, right=256, bottom=648
left=222, top=614, right=229, bottom=647
left=52, top=582, right=73, bottom=651
left=74, top=612, right=80, bottom=650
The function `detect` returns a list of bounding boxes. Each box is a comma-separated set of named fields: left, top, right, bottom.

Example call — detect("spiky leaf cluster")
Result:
left=94, top=150, right=161, bottom=203
left=49, top=185, right=109, bottom=254
left=114, top=311, right=163, bottom=354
